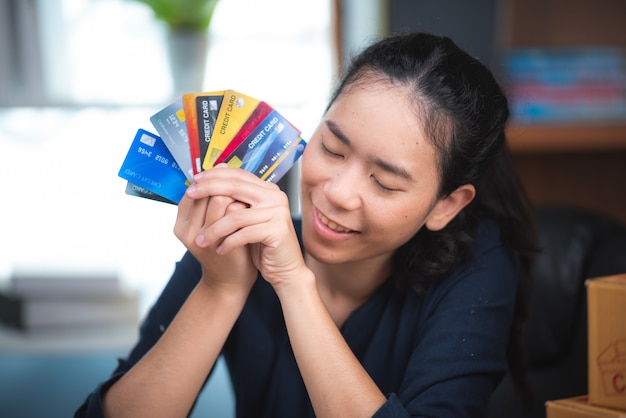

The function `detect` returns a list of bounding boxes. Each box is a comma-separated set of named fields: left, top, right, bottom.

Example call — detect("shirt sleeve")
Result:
left=74, top=251, right=202, bottom=418
left=373, top=231, right=519, bottom=417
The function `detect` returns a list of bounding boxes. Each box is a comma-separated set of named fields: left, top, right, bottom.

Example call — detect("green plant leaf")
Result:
left=135, top=0, right=221, bottom=32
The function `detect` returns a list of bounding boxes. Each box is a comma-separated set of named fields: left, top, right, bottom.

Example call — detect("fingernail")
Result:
left=196, top=235, right=205, bottom=246
left=187, top=185, right=197, bottom=195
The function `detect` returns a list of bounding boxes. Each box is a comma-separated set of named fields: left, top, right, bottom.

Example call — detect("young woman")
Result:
left=76, top=32, right=536, bottom=417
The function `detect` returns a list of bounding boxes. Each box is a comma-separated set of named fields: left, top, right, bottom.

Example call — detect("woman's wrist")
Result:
left=194, top=276, right=254, bottom=308
left=272, top=267, right=317, bottom=304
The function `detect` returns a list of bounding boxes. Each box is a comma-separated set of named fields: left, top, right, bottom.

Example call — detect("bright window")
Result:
left=39, top=0, right=333, bottom=114
left=0, top=0, right=333, bottom=313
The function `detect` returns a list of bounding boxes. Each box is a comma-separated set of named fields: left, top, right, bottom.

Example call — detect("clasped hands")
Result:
left=174, top=165, right=306, bottom=294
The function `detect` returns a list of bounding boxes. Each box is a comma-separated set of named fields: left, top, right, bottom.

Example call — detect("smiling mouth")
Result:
left=318, top=211, right=354, bottom=233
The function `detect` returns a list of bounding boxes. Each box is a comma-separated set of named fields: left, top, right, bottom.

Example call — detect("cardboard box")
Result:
left=547, top=396, right=626, bottom=417
left=587, top=275, right=626, bottom=411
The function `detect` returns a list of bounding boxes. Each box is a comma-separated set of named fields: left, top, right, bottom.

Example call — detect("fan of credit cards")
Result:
left=118, top=89, right=307, bottom=205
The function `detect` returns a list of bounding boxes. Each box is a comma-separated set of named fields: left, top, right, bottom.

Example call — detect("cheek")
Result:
left=373, top=204, right=427, bottom=241
left=300, top=140, right=327, bottom=187
left=299, top=146, right=316, bottom=187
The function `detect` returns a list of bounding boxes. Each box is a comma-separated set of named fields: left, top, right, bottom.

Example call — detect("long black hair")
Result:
left=328, top=32, right=538, bottom=403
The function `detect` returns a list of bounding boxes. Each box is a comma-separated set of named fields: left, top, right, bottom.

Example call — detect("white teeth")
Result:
left=319, top=212, right=351, bottom=233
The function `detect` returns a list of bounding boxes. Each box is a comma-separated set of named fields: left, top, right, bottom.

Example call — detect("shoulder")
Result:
left=374, top=223, right=521, bottom=415
left=424, top=220, right=519, bottom=312
left=473, top=220, right=513, bottom=258
left=469, top=220, right=520, bottom=284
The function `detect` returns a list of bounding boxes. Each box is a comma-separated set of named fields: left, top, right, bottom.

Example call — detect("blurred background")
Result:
left=0, top=0, right=625, bottom=417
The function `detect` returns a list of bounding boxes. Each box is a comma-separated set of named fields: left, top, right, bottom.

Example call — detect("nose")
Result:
left=324, top=165, right=362, bottom=211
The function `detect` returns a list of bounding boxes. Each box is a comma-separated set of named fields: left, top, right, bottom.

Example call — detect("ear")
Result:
left=425, top=184, right=476, bottom=231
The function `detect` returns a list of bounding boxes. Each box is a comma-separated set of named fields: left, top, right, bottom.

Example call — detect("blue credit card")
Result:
left=118, top=129, right=189, bottom=204
left=261, top=137, right=307, bottom=183
left=223, top=110, right=302, bottom=178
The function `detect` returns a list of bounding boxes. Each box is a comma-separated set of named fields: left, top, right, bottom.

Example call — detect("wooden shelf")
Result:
left=507, top=123, right=626, bottom=153
left=499, top=0, right=626, bottom=155
left=501, top=0, right=626, bottom=48
left=497, top=0, right=626, bottom=224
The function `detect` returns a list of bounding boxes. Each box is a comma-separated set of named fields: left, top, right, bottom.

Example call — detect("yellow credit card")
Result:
left=202, top=89, right=260, bottom=170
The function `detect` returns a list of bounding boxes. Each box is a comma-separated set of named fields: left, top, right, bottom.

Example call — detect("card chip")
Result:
left=227, top=155, right=243, bottom=168
left=175, top=109, right=186, bottom=122
left=209, top=148, right=223, bottom=167
left=140, top=134, right=156, bottom=147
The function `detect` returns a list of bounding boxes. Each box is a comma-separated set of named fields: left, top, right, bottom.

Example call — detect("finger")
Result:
left=195, top=164, right=267, bottom=185
left=209, top=200, right=249, bottom=247
left=196, top=195, right=244, bottom=248
left=205, top=195, right=236, bottom=225
left=176, top=193, right=193, bottom=223
left=193, top=195, right=230, bottom=247
left=225, top=200, right=249, bottom=214
left=174, top=194, right=210, bottom=243
left=208, top=205, right=292, bottom=253
left=188, top=167, right=280, bottom=207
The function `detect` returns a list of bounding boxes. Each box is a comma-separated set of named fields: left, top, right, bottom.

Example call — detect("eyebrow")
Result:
left=325, top=120, right=413, bottom=181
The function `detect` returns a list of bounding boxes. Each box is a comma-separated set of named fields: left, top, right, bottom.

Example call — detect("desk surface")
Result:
left=0, top=346, right=235, bottom=418
left=0, top=323, right=138, bottom=354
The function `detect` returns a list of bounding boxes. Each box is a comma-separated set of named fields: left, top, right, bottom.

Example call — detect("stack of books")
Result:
left=503, top=47, right=626, bottom=124
left=0, top=271, right=139, bottom=331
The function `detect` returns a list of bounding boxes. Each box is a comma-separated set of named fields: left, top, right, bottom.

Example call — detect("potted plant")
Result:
left=135, top=0, right=222, bottom=95
left=135, top=0, right=221, bottom=32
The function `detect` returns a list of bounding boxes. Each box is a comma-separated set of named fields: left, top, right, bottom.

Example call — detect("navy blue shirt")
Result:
left=75, top=220, right=518, bottom=417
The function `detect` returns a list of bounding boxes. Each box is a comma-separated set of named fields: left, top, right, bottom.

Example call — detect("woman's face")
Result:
left=300, top=80, right=455, bottom=267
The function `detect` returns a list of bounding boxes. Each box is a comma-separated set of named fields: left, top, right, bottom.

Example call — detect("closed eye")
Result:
left=371, top=175, right=398, bottom=193
left=321, top=141, right=343, bottom=158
